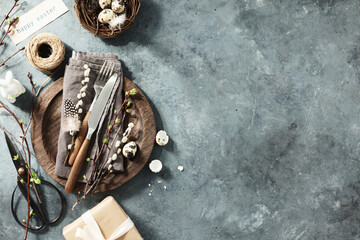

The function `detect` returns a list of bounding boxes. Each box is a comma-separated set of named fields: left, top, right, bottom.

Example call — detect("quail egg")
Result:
left=99, top=0, right=111, bottom=9
left=98, top=9, right=116, bottom=24
left=111, top=0, right=125, bottom=14
left=122, top=141, right=137, bottom=158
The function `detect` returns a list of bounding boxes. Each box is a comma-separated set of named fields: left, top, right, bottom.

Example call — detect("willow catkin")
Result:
left=25, top=33, right=65, bottom=75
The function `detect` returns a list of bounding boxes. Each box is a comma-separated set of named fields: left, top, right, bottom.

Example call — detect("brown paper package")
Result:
left=63, top=196, right=143, bottom=240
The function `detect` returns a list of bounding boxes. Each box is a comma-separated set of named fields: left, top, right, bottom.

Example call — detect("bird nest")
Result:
left=74, top=0, right=140, bottom=38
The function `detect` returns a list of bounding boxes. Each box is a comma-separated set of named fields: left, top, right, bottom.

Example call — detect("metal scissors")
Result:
left=5, top=132, right=65, bottom=231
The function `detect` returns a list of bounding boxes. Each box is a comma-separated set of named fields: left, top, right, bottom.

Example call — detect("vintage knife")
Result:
left=65, top=73, right=118, bottom=193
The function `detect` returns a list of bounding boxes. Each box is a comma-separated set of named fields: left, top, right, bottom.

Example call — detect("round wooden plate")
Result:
left=31, top=77, right=156, bottom=193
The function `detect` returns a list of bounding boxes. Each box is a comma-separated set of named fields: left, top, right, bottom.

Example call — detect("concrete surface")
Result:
left=1, top=0, right=360, bottom=239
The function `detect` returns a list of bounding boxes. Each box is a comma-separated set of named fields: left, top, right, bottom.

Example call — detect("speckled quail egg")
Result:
left=98, top=9, right=116, bottom=24
left=99, top=0, right=111, bottom=9
left=122, top=141, right=137, bottom=158
left=111, top=0, right=125, bottom=13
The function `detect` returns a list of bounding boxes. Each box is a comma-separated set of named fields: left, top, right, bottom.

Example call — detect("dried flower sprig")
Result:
left=72, top=88, right=137, bottom=209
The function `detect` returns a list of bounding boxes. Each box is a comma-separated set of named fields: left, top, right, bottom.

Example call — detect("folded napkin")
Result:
left=55, top=51, right=125, bottom=181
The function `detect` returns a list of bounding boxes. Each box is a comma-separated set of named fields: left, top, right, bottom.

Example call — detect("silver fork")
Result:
left=68, top=60, right=116, bottom=165
left=89, top=60, right=116, bottom=111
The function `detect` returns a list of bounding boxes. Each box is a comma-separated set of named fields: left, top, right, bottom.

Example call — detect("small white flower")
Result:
left=115, top=140, right=121, bottom=148
left=75, top=104, right=79, bottom=109
left=81, top=92, right=86, bottom=98
left=80, top=86, right=87, bottom=92
left=78, top=100, right=83, bottom=106
left=67, top=144, right=72, bottom=150
left=108, top=164, right=113, bottom=171
left=123, top=128, right=131, bottom=137
left=106, top=158, right=112, bottom=165
left=117, top=148, right=121, bottom=154
left=77, top=93, right=82, bottom=99
left=84, top=69, right=90, bottom=77
left=111, top=153, right=117, bottom=161
left=84, top=64, right=89, bottom=69
left=78, top=108, right=83, bottom=114
left=121, top=136, right=128, bottom=143
left=81, top=80, right=86, bottom=85
left=128, top=122, right=134, bottom=128
left=84, top=77, right=90, bottom=83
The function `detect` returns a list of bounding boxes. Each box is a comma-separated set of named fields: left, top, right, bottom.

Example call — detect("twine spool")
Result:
left=25, top=33, right=65, bottom=74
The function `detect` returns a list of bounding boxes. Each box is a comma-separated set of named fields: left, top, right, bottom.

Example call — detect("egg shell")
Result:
left=156, top=130, right=169, bottom=146
left=149, top=160, right=162, bottom=173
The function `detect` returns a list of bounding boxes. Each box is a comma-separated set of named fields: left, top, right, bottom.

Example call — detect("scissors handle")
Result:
left=11, top=179, right=65, bottom=231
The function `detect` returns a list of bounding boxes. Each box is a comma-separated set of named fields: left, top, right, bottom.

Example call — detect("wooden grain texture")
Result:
left=31, top=77, right=156, bottom=193
left=68, top=110, right=90, bottom=165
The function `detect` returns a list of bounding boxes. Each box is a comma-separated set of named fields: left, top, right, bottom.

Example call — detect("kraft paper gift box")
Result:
left=63, top=196, right=143, bottom=240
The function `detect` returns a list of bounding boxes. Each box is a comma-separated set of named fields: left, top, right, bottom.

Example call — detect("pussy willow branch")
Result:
left=0, top=0, right=19, bottom=30
left=81, top=113, right=125, bottom=199
left=73, top=94, right=131, bottom=209
left=0, top=47, right=25, bottom=67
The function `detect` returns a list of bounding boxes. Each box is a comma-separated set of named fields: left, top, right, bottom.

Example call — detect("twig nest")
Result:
left=149, top=160, right=162, bottom=173
left=98, top=9, right=116, bottom=24
left=156, top=130, right=169, bottom=146
left=99, top=0, right=111, bottom=9
left=112, top=0, right=125, bottom=13
left=122, top=141, right=137, bottom=158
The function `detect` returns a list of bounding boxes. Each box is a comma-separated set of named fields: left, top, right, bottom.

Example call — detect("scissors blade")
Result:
left=4, top=132, right=26, bottom=172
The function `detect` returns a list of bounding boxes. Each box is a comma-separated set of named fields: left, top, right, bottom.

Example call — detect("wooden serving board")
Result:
left=31, top=77, right=156, bottom=193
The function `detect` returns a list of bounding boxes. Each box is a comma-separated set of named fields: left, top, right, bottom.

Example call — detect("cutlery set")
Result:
left=65, top=61, right=118, bottom=193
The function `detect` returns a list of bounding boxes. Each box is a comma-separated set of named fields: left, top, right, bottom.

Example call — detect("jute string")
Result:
left=25, top=33, right=65, bottom=75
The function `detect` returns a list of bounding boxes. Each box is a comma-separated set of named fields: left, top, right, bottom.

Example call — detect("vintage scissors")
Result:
left=5, top=132, right=65, bottom=231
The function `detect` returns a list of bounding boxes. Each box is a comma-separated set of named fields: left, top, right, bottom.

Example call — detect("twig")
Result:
left=0, top=16, right=19, bottom=46
left=0, top=0, right=19, bottom=30
left=0, top=125, right=21, bottom=144
left=0, top=47, right=25, bottom=67
left=73, top=91, right=136, bottom=209
left=0, top=73, right=37, bottom=240
left=0, top=101, right=32, bottom=240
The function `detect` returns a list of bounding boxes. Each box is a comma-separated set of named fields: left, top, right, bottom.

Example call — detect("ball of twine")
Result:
left=25, top=33, right=65, bottom=75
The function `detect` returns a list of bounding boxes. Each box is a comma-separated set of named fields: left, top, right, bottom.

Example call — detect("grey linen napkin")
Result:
left=55, top=51, right=125, bottom=182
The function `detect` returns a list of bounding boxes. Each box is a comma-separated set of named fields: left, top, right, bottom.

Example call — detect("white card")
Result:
left=5, top=0, right=69, bottom=45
